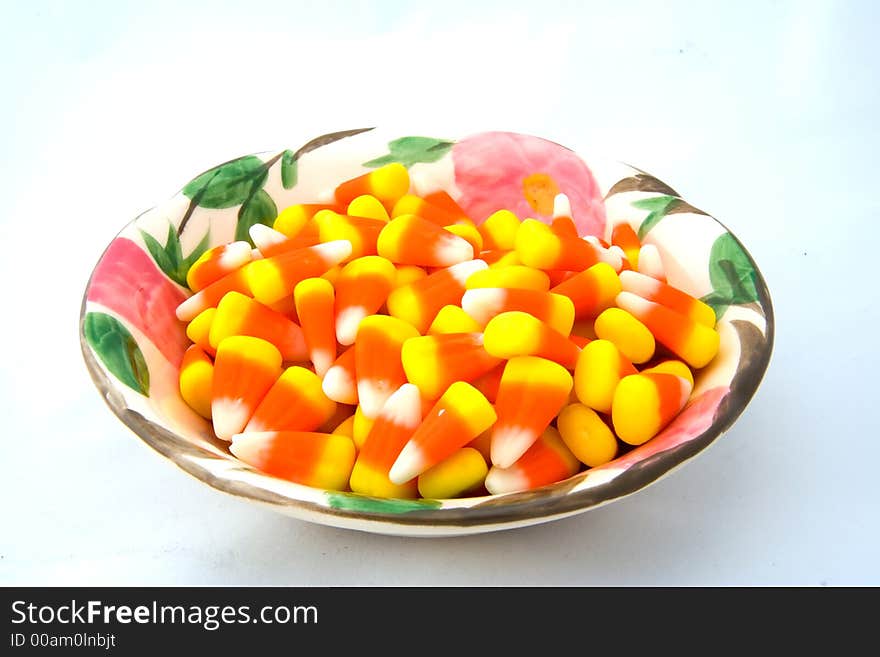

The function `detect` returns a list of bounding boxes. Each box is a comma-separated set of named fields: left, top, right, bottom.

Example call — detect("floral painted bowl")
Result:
left=80, top=128, right=773, bottom=536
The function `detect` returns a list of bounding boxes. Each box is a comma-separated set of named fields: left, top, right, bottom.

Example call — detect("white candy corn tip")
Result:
left=461, top=288, right=507, bottom=326
left=388, top=441, right=425, bottom=485
left=229, top=431, right=277, bottom=465
left=615, top=290, right=652, bottom=315
left=637, top=244, right=665, bottom=280
left=314, top=239, right=354, bottom=264
left=598, top=247, right=623, bottom=271
left=447, top=259, right=489, bottom=286
left=249, top=224, right=288, bottom=252
left=490, top=426, right=538, bottom=469
left=619, top=269, right=661, bottom=295
left=552, top=193, right=571, bottom=219
left=380, top=383, right=422, bottom=428
left=335, top=306, right=368, bottom=346
left=218, top=241, right=254, bottom=269
left=321, top=365, right=357, bottom=405
left=311, top=349, right=335, bottom=378
left=583, top=235, right=601, bottom=246
left=176, top=293, right=206, bottom=322
left=485, top=465, right=527, bottom=495
left=211, top=398, right=254, bottom=441
left=435, top=234, right=474, bottom=266
left=357, top=379, right=393, bottom=419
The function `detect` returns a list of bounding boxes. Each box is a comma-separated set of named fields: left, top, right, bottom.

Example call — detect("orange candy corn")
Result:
left=550, top=262, right=622, bottom=319
left=211, top=336, right=282, bottom=440
left=417, top=447, right=488, bottom=499
left=551, top=193, right=580, bottom=239
left=209, top=291, right=308, bottom=362
left=401, top=332, right=503, bottom=400
left=386, top=259, right=487, bottom=333
left=334, top=163, right=410, bottom=209
left=274, top=203, right=338, bottom=238
left=619, top=270, right=716, bottom=328
left=389, top=382, right=497, bottom=484
left=465, top=265, right=550, bottom=292
left=612, top=372, right=692, bottom=445
left=483, top=311, right=581, bottom=368
left=637, top=244, right=666, bottom=283
left=322, top=346, right=357, bottom=405
left=377, top=214, right=474, bottom=267
left=444, top=221, right=483, bottom=254
left=179, top=344, right=214, bottom=419
left=515, top=219, right=601, bottom=271
left=176, top=266, right=252, bottom=322
left=643, top=359, right=695, bottom=388
left=186, top=241, right=253, bottom=292
left=611, top=222, right=641, bottom=269
left=186, top=307, right=216, bottom=356
left=245, top=240, right=352, bottom=306
left=349, top=383, right=422, bottom=498
left=615, top=292, right=720, bottom=368
left=392, top=194, right=460, bottom=226
left=490, top=356, right=573, bottom=468
left=573, top=339, right=637, bottom=414
left=314, top=210, right=385, bottom=260
left=293, top=278, right=336, bottom=376
left=480, top=249, right=521, bottom=268
left=251, top=223, right=322, bottom=257
left=334, top=256, right=396, bottom=345
left=460, top=287, right=574, bottom=335
left=478, top=210, right=521, bottom=251
left=230, top=431, right=355, bottom=490
left=423, top=190, right=471, bottom=222
left=244, top=366, right=336, bottom=433
left=485, top=427, right=580, bottom=495
left=355, top=315, right=419, bottom=418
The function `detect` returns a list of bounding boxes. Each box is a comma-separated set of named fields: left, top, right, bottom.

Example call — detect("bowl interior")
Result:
left=80, top=128, right=773, bottom=535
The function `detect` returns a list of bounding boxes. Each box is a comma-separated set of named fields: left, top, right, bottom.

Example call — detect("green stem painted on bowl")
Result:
left=83, top=312, right=150, bottom=395
left=700, top=232, right=760, bottom=319
left=139, top=222, right=210, bottom=289
left=632, top=195, right=679, bottom=240
left=326, top=492, right=441, bottom=514
left=363, top=136, right=454, bottom=168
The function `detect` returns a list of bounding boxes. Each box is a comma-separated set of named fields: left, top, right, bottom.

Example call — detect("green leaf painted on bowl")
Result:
left=140, top=223, right=210, bottom=288
left=182, top=155, right=269, bottom=209
left=700, top=232, right=759, bottom=319
left=364, top=136, right=454, bottom=169
left=632, top=195, right=678, bottom=240
left=83, top=312, right=149, bottom=395
left=326, top=492, right=441, bottom=514
left=236, top=188, right=278, bottom=245
left=280, top=149, right=297, bottom=189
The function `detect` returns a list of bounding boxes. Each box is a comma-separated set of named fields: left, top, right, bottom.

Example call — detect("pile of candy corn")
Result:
left=176, top=163, right=720, bottom=499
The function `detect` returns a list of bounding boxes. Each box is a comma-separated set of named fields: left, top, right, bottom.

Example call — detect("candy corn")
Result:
left=423, top=190, right=471, bottom=222
left=444, top=222, right=483, bottom=254
left=556, top=403, right=618, bottom=467
left=244, top=366, right=336, bottom=433
left=176, top=266, right=252, bottom=322
left=355, top=315, right=419, bottom=418
left=427, top=305, right=482, bottom=335
left=465, top=265, right=550, bottom=292
left=550, top=262, right=621, bottom=319
left=573, top=339, right=637, bottom=414
left=333, top=256, right=396, bottom=345
left=619, top=270, right=716, bottom=328
left=186, top=241, right=253, bottom=292
left=245, top=240, right=352, bottom=306
left=637, top=244, right=666, bottom=282
left=211, top=336, right=282, bottom=440
left=179, top=345, right=214, bottom=419
left=352, top=404, right=376, bottom=450
left=389, top=382, right=497, bottom=484
left=485, top=427, right=580, bottom=495
left=461, top=287, right=574, bottom=335
left=294, top=278, right=336, bottom=376
left=394, top=264, right=428, bottom=288
left=209, top=291, right=308, bottom=362
left=377, top=214, right=474, bottom=267
left=401, top=332, right=503, bottom=400
left=230, top=431, right=355, bottom=490
left=490, top=356, right=573, bottom=468
left=611, top=222, right=641, bottom=269
left=612, top=373, right=691, bottom=445
left=551, top=193, right=579, bottom=239
left=274, top=203, right=337, bottom=238
left=186, top=307, right=216, bottom=356
left=347, top=194, right=390, bottom=222
left=392, top=194, right=459, bottom=226
left=515, top=219, right=601, bottom=271
left=593, top=307, right=656, bottom=364
left=643, top=359, right=695, bottom=388
left=418, top=448, right=488, bottom=499
left=314, top=210, right=384, bottom=259
left=478, top=210, right=521, bottom=251
left=483, top=312, right=580, bottom=368
left=322, top=346, right=358, bottom=405
left=334, top=163, right=410, bottom=209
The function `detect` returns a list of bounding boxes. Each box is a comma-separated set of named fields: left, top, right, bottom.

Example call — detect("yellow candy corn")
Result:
left=273, top=204, right=336, bottom=238
left=465, top=265, right=550, bottom=292
left=331, top=414, right=356, bottom=438
left=244, top=240, right=352, bottom=306
left=377, top=214, right=474, bottom=267
left=210, top=291, right=307, bottom=362
left=334, top=163, right=410, bottom=209
left=643, top=359, right=694, bottom=388
left=551, top=262, right=622, bottom=319
left=401, top=332, right=503, bottom=400
left=611, top=373, right=692, bottom=445
left=314, top=210, right=385, bottom=260
left=556, top=403, right=618, bottom=467
left=444, top=222, right=483, bottom=254
left=186, top=241, right=253, bottom=292
left=593, top=307, right=656, bottom=364
left=417, top=448, right=488, bottom=499
left=461, top=288, right=574, bottom=335
left=619, top=270, right=716, bottom=328
left=347, top=194, right=391, bottom=222
left=179, top=345, right=214, bottom=419
left=515, top=219, right=601, bottom=271
left=334, top=256, right=396, bottom=345
left=394, top=264, right=428, bottom=289
left=427, top=305, right=482, bottom=335
left=186, top=307, right=216, bottom=356
left=244, top=366, right=336, bottom=433
left=478, top=209, right=521, bottom=251
left=483, top=311, right=581, bottom=368
left=573, top=339, right=637, bottom=414
left=352, top=405, right=376, bottom=451
left=355, top=315, right=419, bottom=418
left=294, top=278, right=337, bottom=376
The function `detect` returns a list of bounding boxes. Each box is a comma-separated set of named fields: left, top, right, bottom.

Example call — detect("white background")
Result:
left=1, top=0, right=878, bottom=585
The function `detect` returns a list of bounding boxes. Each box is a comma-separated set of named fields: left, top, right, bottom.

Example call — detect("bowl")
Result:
left=80, top=128, right=773, bottom=536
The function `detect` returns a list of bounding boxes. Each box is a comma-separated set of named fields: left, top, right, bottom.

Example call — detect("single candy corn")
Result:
left=377, top=214, right=474, bottom=267
left=389, top=381, right=497, bottom=484
left=461, top=287, right=574, bottom=335
left=179, top=345, right=214, bottom=419
left=423, top=190, right=471, bottom=222
left=401, top=332, right=503, bottom=400
left=619, top=270, right=716, bottom=328
left=418, top=448, right=488, bottom=499
left=322, top=346, right=358, bottom=405
left=347, top=194, right=390, bottom=222
left=471, top=363, right=504, bottom=404
left=427, top=305, right=482, bottom=335
left=211, top=336, right=282, bottom=440
left=334, top=256, right=396, bottom=345
left=244, top=366, right=336, bottom=433
left=209, top=291, right=308, bottom=362
left=392, top=194, right=459, bottom=225
left=293, top=278, right=336, bottom=376
left=352, top=404, right=376, bottom=450
left=394, top=264, right=428, bottom=288
left=252, top=222, right=323, bottom=257
left=607, top=245, right=631, bottom=272
left=551, top=194, right=579, bottom=239
left=386, top=259, right=487, bottom=333
left=637, top=244, right=666, bottom=283
left=349, top=383, right=422, bottom=498
left=230, top=431, right=355, bottom=490
left=444, top=222, right=483, bottom=254
left=485, top=427, right=580, bottom=495
left=186, top=307, right=216, bottom=356
left=515, top=219, right=601, bottom=271
left=176, top=266, right=251, bottom=322
left=643, top=359, right=694, bottom=388
left=550, top=262, right=621, bottom=319
left=465, top=265, right=550, bottom=292
left=314, top=211, right=384, bottom=259
left=483, top=312, right=581, bottom=369
left=556, top=403, right=618, bottom=467
left=274, top=203, right=338, bottom=238
left=245, top=240, right=352, bottom=305
left=573, top=339, right=637, bottom=414
left=611, top=223, right=641, bottom=269
left=593, top=307, right=656, bottom=364
left=478, top=210, right=521, bottom=251
left=490, top=356, right=573, bottom=468
left=355, top=315, right=420, bottom=418
left=186, top=241, right=253, bottom=292
left=615, top=291, right=720, bottom=369
left=612, top=373, right=692, bottom=445
left=334, top=163, right=410, bottom=209
left=481, top=249, right=521, bottom=268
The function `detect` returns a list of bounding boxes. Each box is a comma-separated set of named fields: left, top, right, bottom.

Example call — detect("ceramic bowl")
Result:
left=80, top=128, right=773, bottom=536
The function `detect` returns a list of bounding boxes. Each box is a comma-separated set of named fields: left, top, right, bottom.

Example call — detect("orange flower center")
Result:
left=522, top=173, right=560, bottom=216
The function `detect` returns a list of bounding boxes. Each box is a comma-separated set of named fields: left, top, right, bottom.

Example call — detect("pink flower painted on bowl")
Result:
left=451, top=131, right=606, bottom=237
left=88, top=237, right=189, bottom=368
